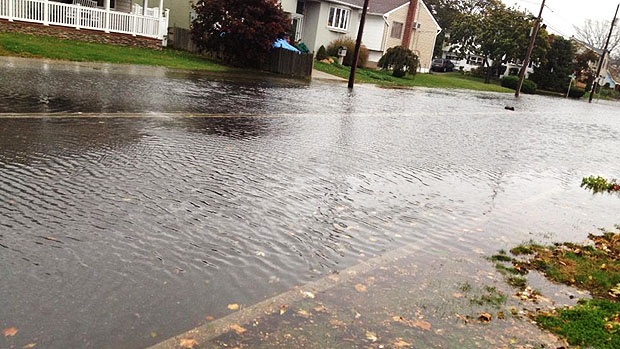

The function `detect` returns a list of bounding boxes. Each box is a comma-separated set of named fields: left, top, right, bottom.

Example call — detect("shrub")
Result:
left=568, top=87, right=585, bottom=99
left=326, top=37, right=368, bottom=68
left=501, top=75, right=537, bottom=94
left=316, top=45, right=328, bottom=61
left=377, top=46, right=419, bottom=77
left=191, top=0, right=290, bottom=67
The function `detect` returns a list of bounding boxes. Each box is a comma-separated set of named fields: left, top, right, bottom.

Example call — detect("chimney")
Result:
left=402, top=0, right=419, bottom=49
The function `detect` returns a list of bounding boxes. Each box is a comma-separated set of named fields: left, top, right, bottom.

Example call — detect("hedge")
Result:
left=501, top=75, right=537, bottom=94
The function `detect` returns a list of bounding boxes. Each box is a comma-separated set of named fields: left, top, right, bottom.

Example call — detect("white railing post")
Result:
left=161, top=8, right=169, bottom=45
left=104, top=0, right=110, bottom=33
left=158, top=0, right=163, bottom=18
left=132, top=13, right=137, bottom=36
left=143, top=0, right=148, bottom=16
left=43, top=0, right=49, bottom=25
left=8, top=0, right=13, bottom=22
left=76, top=3, right=81, bottom=29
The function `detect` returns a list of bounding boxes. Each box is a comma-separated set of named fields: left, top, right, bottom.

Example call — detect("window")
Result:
left=328, top=7, right=350, bottom=31
left=391, top=21, right=403, bottom=39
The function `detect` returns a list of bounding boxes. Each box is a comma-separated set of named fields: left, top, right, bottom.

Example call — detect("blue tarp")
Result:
left=273, top=39, right=300, bottom=53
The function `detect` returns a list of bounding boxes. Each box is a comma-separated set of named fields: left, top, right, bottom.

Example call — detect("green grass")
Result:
left=537, top=299, right=620, bottom=348
left=0, top=32, right=231, bottom=72
left=314, top=61, right=512, bottom=93
left=469, top=286, right=507, bottom=307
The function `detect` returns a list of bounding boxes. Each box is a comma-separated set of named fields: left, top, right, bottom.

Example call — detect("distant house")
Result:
left=0, top=0, right=169, bottom=45
left=571, top=38, right=616, bottom=89
left=361, top=0, right=441, bottom=72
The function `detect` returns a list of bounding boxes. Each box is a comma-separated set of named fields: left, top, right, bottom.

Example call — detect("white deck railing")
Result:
left=0, top=0, right=169, bottom=42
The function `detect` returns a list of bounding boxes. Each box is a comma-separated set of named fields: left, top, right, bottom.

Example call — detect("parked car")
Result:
left=431, top=59, right=455, bottom=72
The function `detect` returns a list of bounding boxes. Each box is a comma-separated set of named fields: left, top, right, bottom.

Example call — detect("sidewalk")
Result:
left=312, top=69, right=347, bottom=82
left=152, top=244, right=572, bottom=348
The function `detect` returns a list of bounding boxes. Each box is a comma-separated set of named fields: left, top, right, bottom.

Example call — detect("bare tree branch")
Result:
left=574, top=19, right=620, bottom=58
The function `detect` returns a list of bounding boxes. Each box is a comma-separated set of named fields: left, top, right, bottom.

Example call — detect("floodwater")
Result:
left=0, top=57, right=619, bottom=348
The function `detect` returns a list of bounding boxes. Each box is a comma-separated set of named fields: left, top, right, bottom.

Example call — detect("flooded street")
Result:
left=1, top=58, right=619, bottom=348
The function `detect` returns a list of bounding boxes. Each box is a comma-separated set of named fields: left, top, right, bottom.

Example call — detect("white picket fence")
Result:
left=0, top=0, right=169, bottom=42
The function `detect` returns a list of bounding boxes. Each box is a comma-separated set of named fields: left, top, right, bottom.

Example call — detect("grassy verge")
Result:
left=0, top=32, right=232, bottom=72
left=314, top=61, right=512, bottom=93
left=494, top=228, right=620, bottom=348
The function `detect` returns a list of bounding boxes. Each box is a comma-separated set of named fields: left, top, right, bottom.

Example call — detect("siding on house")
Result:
left=301, top=1, right=361, bottom=53
left=280, top=0, right=298, bottom=13
left=133, top=0, right=194, bottom=29
left=364, top=1, right=439, bottom=72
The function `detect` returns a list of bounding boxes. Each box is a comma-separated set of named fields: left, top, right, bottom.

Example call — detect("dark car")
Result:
left=431, top=59, right=455, bottom=72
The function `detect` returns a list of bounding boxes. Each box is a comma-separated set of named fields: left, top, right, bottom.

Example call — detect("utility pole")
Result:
left=515, top=0, right=546, bottom=97
left=348, top=0, right=370, bottom=89
left=589, top=3, right=619, bottom=103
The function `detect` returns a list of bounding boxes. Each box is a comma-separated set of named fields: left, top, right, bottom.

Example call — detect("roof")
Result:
left=329, top=0, right=410, bottom=15
left=571, top=38, right=604, bottom=55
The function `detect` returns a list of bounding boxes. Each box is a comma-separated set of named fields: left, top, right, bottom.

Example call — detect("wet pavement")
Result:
left=1, top=57, right=620, bottom=348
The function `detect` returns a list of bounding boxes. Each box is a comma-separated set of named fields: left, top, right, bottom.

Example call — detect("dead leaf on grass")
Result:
left=279, top=304, right=288, bottom=315
left=227, top=303, right=240, bottom=311
left=452, top=292, right=465, bottom=298
left=302, top=291, right=315, bottom=299
left=2, top=327, right=18, bottom=337
left=22, top=344, right=37, bottom=349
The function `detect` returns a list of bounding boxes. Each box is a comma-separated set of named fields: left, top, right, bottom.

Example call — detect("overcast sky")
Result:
left=501, top=0, right=619, bottom=37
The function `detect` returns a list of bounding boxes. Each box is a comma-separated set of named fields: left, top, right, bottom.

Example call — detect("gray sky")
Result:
left=502, top=0, right=619, bottom=37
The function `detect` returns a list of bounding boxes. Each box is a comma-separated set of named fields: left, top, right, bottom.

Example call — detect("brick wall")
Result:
left=0, top=19, right=162, bottom=50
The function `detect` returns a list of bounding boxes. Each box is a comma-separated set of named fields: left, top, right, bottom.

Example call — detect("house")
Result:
left=162, top=0, right=439, bottom=71
left=571, top=38, right=614, bottom=89
left=0, top=0, right=169, bottom=46
left=361, top=0, right=441, bottom=72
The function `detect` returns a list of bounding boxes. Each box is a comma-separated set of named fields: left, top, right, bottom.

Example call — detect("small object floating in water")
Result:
left=504, top=106, right=515, bottom=111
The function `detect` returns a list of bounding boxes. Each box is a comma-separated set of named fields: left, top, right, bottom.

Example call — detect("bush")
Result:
left=501, top=75, right=537, bottom=94
left=568, top=87, right=585, bottom=99
left=191, top=0, right=290, bottom=67
left=316, top=45, right=328, bottom=61
left=326, top=37, right=368, bottom=68
left=377, top=46, right=419, bottom=77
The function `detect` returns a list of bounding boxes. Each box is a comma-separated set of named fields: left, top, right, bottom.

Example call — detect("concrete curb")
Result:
left=149, top=242, right=429, bottom=349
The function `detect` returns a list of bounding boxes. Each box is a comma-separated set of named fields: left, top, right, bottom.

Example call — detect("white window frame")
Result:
left=327, top=6, right=350, bottom=31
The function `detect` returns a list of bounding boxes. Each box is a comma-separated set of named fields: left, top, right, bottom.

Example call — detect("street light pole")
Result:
left=515, top=0, right=546, bottom=97
left=348, top=0, right=370, bottom=89
left=588, top=3, right=619, bottom=103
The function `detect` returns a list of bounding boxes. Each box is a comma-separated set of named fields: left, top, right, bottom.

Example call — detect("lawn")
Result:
left=314, top=61, right=512, bottom=93
left=0, top=32, right=231, bottom=72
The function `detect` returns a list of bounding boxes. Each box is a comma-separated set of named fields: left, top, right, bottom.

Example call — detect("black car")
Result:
left=431, top=59, right=455, bottom=72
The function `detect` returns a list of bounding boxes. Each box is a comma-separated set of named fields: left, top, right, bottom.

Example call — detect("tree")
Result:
left=529, top=36, right=574, bottom=92
left=190, top=0, right=290, bottom=67
left=448, top=2, right=549, bottom=83
left=574, top=19, right=620, bottom=57
left=377, top=46, right=420, bottom=77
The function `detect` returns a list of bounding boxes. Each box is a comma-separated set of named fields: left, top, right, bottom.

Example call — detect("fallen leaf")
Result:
left=229, top=324, right=246, bottom=334
left=354, top=284, right=368, bottom=293
left=205, top=316, right=214, bottom=321
left=479, top=312, right=492, bottom=322
left=452, top=292, right=465, bottom=298
left=179, top=338, right=198, bottom=348
left=302, top=291, right=315, bottom=299
left=393, top=339, right=412, bottom=347
left=497, top=311, right=505, bottom=320
left=227, top=303, right=240, bottom=311
left=412, top=319, right=431, bottom=331
left=365, top=331, right=378, bottom=342
left=255, top=251, right=265, bottom=257
left=150, top=332, right=158, bottom=338
left=297, top=309, right=311, bottom=317
left=22, top=344, right=37, bottom=349
left=279, top=305, right=288, bottom=315
left=2, top=327, right=18, bottom=337
left=313, top=305, right=327, bottom=313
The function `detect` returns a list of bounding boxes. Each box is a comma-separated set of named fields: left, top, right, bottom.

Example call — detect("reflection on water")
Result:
left=1, top=59, right=619, bottom=348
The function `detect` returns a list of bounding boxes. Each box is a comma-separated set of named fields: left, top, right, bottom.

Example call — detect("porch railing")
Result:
left=0, top=0, right=169, bottom=42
